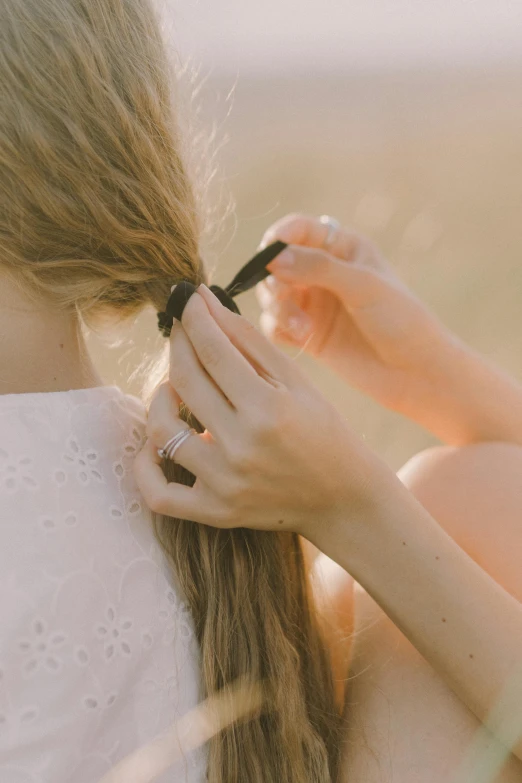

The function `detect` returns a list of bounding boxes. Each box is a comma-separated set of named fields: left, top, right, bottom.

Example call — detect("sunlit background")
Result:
left=89, top=0, right=522, bottom=471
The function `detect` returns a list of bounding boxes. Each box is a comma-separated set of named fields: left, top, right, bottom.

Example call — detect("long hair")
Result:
left=0, top=1, right=343, bottom=780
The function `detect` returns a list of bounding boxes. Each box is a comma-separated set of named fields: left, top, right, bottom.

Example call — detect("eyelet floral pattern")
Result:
left=63, top=440, right=103, bottom=485
left=0, top=451, right=38, bottom=494
left=95, top=606, right=133, bottom=660
left=17, top=619, right=68, bottom=677
left=0, top=387, right=205, bottom=783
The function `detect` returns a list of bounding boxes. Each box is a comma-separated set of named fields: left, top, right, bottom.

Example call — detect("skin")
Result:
left=4, top=212, right=521, bottom=777
left=0, top=271, right=268, bottom=770
left=0, top=270, right=101, bottom=395
left=342, top=444, right=522, bottom=782
left=134, top=215, right=522, bottom=778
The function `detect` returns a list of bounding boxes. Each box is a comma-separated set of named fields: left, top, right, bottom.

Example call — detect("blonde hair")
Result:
left=0, top=1, right=343, bottom=780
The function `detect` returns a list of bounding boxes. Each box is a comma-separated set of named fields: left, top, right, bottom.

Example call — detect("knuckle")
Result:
left=250, top=410, right=278, bottom=440
left=169, top=366, right=189, bottom=392
left=146, top=488, right=168, bottom=515
left=278, top=213, right=310, bottom=242
left=145, top=419, right=166, bottom=444
left=252, top=393, right=291, bottom=437
left=239, top=317, right=256, bottom=334
left=226, top=441, right=253, bottom=471
left=308, top=250, right=330, bottom=274
left=265, top=213, right=310, bottom=244
left=197, top=340, right=220, bottom=368
left=220, top=475, right=249, bottom=508
left=234, top=316, right=258, bottom=339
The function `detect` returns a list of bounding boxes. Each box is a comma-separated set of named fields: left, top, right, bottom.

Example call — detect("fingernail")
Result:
left=198, top=283, right=220, bottom=303
left=197, top=283, right=227, bottom=316
left=258, top=232, right=275, bottom=251
left=288, top=314, right=312, bottom=341
left=269, top=249, right=294, bottom=270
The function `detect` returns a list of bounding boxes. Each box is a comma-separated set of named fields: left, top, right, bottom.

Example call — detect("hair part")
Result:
left=0, top=0, right=343, bottom=779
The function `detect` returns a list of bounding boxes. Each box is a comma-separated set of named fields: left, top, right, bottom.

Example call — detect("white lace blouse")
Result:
left=0, top=386, right=206, bottom=783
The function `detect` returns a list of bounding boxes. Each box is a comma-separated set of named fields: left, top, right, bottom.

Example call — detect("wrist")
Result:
left=393, top=333, right=486, bottom=445
left=396, top=333, right=522, bottom=446
left=301, top=447, right=395, bottom=558
left=303, top=458, right=431, bottom=586
left=392, top=324, right=464, bottom=413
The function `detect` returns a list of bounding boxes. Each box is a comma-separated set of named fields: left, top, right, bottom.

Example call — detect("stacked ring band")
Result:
left=158, top=428, right=196, bottom=462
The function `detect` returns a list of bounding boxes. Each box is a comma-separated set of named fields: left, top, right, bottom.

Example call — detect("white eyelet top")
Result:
left=0, top=387, right=206, bottom=783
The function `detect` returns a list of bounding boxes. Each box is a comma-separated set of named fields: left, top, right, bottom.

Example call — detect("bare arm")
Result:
left=396, top=339, right=522, bottom=447
left=259, top=214, right=522, bottom=448
left=310, top=454, right=522, bottom=760
left=135, top=283, right=522, bottom=762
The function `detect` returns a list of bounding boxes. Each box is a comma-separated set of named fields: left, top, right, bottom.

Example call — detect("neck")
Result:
left=0, top=274, right=103, bottom=396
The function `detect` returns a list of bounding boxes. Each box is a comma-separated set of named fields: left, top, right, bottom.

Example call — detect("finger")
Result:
left=266, top=245, right=381, bottom=310
left=268, top=298, right=314, bottom=344
left=196, top=284, right=300, bottom=387
left=256, top=277, right=300, bottom=310
left=255, top=286, right=313, bottom=345
left=259, top=311, right=304, bottom=348
left=134, top=439, right=215, bottom=524
left=180, top=289, right=277, bottom=406
left=146, top=383, right=221, bottom=479
left=261, top=213, right=358, bottom=259
left=260, top=213, right=318, bottom=248
left=257, top=277, right=308, bottom=313
left=169, top=323, right=235, bottom=436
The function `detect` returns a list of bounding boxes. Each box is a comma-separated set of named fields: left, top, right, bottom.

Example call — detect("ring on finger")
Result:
left=158, top=428, right=197, bottom=462
left=319, top=214, right=341, bottom=250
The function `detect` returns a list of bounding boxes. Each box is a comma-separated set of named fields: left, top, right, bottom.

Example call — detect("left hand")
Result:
left=257, top=213, right=458, bottom=418
left=134, top=284, right=387, bottom=540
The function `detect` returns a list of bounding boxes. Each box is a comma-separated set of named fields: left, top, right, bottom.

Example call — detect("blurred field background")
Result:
left=88, top=0, right=522, bottom=472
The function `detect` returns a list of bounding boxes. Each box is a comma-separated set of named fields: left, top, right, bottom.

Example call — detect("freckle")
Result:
left=435, top=556, right=440, bottom=560
left=402, top=541, right=407, bottom=546
left=59, top=343, right=64, bottom=349
left=442, top=618, right=446, bottom=623
left=469, top=654, right=474, bottom=659
left=278, top=520, right=284, bottom=525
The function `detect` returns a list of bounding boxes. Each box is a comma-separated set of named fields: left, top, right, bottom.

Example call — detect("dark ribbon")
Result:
left=157, top=241, right=288, bottom=338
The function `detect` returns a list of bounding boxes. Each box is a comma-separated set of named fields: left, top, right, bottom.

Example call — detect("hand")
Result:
left=257, top=214, right=461, bottom=416
left=134, top=284, right=386, bottom=539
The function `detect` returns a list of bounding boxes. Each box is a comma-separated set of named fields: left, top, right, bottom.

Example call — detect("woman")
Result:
left=136, top=214, right=522, bottom=781
left=1, top=1, right=519, bottom=781
left=0, top=2, right=340, bottom=782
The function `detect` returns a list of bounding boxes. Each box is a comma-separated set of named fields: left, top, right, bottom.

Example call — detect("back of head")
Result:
left=0, top=1, right=342, bottom=780
left=0, top=0, right=202, bottom=318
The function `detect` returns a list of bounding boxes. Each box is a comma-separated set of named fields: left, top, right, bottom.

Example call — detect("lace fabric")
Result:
left=0, top=386, right=205, bottom=783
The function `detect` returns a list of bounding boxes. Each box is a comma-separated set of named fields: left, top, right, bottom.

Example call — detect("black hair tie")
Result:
left=157, top=241, right=288, bottom=338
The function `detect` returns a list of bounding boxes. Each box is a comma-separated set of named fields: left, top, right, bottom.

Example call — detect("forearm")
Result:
left=398, top=338, right=522, bottom=447
left=309, top=472, right=522, bottom=759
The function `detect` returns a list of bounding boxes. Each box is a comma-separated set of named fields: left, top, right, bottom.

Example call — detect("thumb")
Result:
left=268, top=245, right=385, bottom=310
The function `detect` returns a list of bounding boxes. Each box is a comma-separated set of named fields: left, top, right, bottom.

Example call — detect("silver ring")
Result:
left=158, top=428, right=196, bottom=462
left=319, top=215, right=341, bottom=249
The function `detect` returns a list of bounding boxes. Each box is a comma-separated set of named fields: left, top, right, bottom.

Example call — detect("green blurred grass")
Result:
left=88, top=66, right=522, bottom=471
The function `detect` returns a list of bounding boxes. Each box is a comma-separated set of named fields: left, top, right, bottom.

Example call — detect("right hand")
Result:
left=258, top=214, right=461, bottom=415
left=135, top=284, right=389, bottom=538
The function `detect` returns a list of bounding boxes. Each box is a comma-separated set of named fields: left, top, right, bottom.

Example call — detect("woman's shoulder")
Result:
left=0, top=385, right=146, bottom=504
left=306, top=544, right=355, bottom=707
